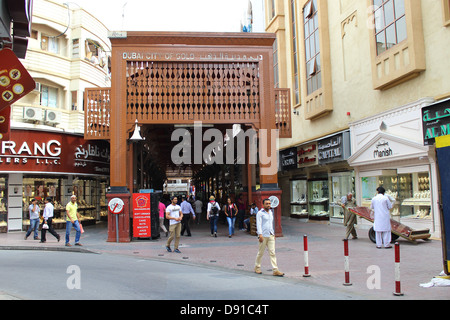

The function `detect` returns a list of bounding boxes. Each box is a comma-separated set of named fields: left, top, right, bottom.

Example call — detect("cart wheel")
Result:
left=391, top=233, right=399, bottom=243
left=369, top=227, right=399, bottom=243
left=368, top=227, right=376, bottom=243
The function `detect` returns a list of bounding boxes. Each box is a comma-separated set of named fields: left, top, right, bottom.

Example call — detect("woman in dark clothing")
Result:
left=224, top=197, right=238, bottom=238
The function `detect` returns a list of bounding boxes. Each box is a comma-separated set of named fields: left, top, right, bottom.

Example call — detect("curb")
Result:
left=0, top=245, right=98, bottom=254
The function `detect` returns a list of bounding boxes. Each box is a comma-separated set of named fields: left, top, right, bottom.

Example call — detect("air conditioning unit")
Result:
left=23, top=107, right=43, bottom=121
left=45, top=110, right=61, bottom=124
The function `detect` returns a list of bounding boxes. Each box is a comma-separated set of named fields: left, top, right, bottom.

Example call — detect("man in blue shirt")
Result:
left=254, top=198, right=284, bottom=277
left=180, top=196, right=195, bottom=237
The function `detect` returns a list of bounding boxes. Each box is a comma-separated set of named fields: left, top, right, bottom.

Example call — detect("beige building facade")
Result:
left=267, top=0, right=450, bottom=238
left=0, top=0, right=112, bottom=233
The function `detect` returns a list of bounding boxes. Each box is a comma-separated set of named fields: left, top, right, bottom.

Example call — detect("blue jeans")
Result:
left=209, top=215, right=218, bottom=234
left=26, top=218, right=40, bottom=239
left=65, top=220, right=81, bottom=244
left=226, top=217, right=236, bottom=236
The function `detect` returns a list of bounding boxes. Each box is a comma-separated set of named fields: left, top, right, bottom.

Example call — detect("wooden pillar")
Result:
left=107, top=48, right=131, bottom=242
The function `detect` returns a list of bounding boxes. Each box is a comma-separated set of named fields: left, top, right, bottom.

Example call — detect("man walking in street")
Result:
left=180, top=196, right=195, bottom=236
left=25, top=198, right=40, bottom=240
left=40, top=197, right=60, bottom=243
left=166, top=196, right=183, bottom=253
left=254, top=198, right=284, bottom=277
left=193, top=197, right=203, bottom=224
left=370, top=186, right=394, bottom=249
left=65, top=195, right=82, bottom=247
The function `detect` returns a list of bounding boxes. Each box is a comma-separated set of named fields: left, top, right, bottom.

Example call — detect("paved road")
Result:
left=0, top=250, right=368, bottom=301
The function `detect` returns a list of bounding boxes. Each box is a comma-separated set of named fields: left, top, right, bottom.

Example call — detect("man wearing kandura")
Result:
left=254, top=198, right=284, bottom=277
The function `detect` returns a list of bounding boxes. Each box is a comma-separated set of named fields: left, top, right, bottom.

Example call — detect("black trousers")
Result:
left=41, top=217, right=60, bottom=242
left=181, top=213, right=192, bottom=236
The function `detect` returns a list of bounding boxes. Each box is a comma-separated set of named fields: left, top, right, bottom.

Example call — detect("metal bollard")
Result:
left=393, top=242, right=404, bottom=296
left=343, top=239, right=352, bottom=286
left=303, top=235, right=311, bottom=277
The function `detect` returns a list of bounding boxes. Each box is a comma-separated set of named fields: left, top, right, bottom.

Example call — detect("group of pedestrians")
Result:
left=160, top=194, right=285, bottom=277
left=24, top=194, right=83, bottom=246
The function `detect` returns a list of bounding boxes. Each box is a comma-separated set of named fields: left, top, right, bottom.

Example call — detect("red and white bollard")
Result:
left=303, top=235, right=311, bottom=277
left=343, top=239, right=352, bottom=286
left=393, top=242, right=404, bottom=296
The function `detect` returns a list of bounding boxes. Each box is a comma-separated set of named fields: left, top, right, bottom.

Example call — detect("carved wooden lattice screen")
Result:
left=85, top=87, right=111, bottom=140
left=275, top=88, right=292, bottom=138
left=126, top=61, right=261, bottom=123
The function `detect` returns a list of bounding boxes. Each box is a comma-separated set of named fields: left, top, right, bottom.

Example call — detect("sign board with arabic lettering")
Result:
left=297, top=142, right=318, bottom=168
left=0, top=129, right=109, bottom=175
left=422, top=98, right=450, bottom=146
left=317, top=131, right=351, bottom=165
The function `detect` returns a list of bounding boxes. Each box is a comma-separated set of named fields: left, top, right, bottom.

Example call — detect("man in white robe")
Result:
left=370, top=186, right=394, bottom=249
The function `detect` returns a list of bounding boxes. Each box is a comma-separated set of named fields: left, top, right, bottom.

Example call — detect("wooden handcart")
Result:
left=348, top=206, right=431, bottom=244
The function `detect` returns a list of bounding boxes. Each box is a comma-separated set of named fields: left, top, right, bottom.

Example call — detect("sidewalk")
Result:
left=1, top=217, right=448, bottom=300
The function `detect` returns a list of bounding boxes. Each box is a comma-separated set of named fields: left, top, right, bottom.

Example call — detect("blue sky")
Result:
left=68, top=0, right=249, bottom=32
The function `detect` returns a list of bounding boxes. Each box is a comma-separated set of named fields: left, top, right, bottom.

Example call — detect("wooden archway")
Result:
left=85, top=32, right=283, bottom=241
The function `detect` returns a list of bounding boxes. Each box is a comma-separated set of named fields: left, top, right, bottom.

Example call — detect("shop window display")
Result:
left=330, top=172, right=355, bottom=219
left=0, top=177, right=7, bottom=232
left=308, top=179, right=329, bottom=220
left=22, top=176, right=108, bottom=230
left=290, top=180, right=308, bottom=218
left=361, top=171, right=431, bottom=221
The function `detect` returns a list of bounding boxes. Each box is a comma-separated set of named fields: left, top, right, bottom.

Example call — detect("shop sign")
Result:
left=0, top=130, right=110, bottom=175
left=318, top=132, right=351, bottom=165
left=279, top=147, right=297, bottom=171
left=0, top=49, right=36, bottom=111
left=297, top=142, right=318, bottom=168
left=372, top=140, right=394, bottom=159
left=132, top=193, right=151, bottom=238
left=422, top=98, right=450, bottom=146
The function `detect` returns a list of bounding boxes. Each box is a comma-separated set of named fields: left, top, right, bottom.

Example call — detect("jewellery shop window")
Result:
left=0, top=177, right=8, bottom=233
left=290, top=180, right=308, bottom=218
left=308, top=179, right=329, bottom=220
left=330, top=172, right=355, bottom=219
left=72, top=178, right=99, bottom=225
left=361, top=171, right=431, bottom=221
left=23, top=177, right=64, bottom=229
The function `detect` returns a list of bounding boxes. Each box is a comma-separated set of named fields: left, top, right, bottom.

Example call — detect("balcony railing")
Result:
left=84, top=86, right=292, bottom=140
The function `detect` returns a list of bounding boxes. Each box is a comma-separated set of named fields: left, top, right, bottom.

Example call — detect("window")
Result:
left=41, top=36, right=59, bottom=54
left=72, top=39, right=80, bottom=58
left=443, top=0, right=450, bottom=26
left=273, top=38, right=279, bottom=88
left=40, top=85, right=58, bottom=108
left=71, top=91, right=78, bottom=111
left=291, top=0, right=300, bottom=104
left=303, top=0, right=321, bottom=96
left=368, top=0, right=426, bottom=90
left=85, top=39, right=107, bottom=68
left=270, top=0, right=276, bottom=20
left=373, top=0, right=407, bottom=55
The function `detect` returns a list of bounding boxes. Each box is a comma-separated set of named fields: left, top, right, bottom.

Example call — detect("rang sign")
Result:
left=0, top=130, right=110, bottom=175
